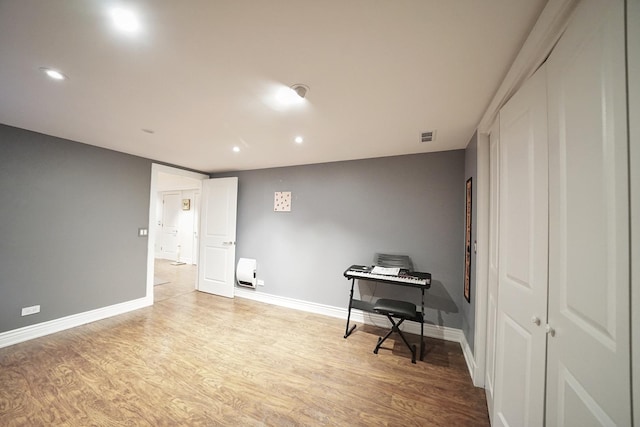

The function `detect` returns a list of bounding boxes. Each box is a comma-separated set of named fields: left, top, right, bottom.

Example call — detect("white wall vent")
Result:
left=420, top=130, right=436, bottom=142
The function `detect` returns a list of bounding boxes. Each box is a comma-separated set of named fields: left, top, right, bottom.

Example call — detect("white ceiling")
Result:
left=0, top=0, right=546, bottom=173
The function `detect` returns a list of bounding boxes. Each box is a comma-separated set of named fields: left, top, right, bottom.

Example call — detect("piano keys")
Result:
left=344, top=265, right=431, bottom=287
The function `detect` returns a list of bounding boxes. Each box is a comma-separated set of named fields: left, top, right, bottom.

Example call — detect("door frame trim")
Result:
left=146, top=164, right=209, bottom=302
left=471, top=132, right=490, bottom=387
left=477, top=0, right=579, bottom=133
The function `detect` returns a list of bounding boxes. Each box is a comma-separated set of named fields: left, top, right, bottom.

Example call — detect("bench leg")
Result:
left=373, top=317, right=416, bottom=363
left=374, top=327, right=395, bottom=354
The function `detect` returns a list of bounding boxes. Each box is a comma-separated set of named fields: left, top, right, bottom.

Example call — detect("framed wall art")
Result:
left=274, top=191, right=291, bottom=212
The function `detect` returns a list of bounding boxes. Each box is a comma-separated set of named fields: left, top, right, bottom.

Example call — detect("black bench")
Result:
left=373, top=298, right=418, bottom=364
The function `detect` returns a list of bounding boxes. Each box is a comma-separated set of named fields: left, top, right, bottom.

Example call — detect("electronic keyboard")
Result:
left=344, top=265, right=431, bottom=287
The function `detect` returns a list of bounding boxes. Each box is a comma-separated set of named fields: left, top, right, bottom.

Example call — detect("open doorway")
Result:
left=146, top=164, right=209, bottom=303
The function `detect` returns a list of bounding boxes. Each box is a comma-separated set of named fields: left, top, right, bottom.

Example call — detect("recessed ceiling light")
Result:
left=232, top=146, right=240, bottom=153
left=110, top=7, right=141, bottom=33
left=40, top=67, right=67, bottom=80
left=294, top=136, right=303, bottom=144
left=275, top=84, right=309, bottom=107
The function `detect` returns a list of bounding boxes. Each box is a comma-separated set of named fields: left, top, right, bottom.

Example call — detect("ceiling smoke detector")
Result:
left=420, top=130, right=436, bottom=143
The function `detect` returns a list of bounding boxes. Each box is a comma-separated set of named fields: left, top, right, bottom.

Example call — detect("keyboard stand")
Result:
left=343, top=265, right=430, bottom=361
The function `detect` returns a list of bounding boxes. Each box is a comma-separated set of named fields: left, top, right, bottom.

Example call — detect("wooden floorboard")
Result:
left=0, top=264, right=489, bottom=426
left=153, top=258, right=198, bottom=303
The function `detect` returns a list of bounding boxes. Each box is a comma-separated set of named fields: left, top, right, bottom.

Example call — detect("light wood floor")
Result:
left=0, top=264, right=490, bottom=426
left=153, top=258, right=198, bottom=303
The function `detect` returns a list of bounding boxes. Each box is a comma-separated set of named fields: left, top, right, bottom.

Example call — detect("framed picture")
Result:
left=274, top=191, right=292, bottom=212
left=464, top=177, right=472, bottom=303
left=182, top=198, right=191, bottom=211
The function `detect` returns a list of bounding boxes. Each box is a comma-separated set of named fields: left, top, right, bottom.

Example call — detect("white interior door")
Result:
left=192, top=191, right=200, bottom=265
left=154, top=194, right=163, bottom=257
left=484, top=118, right=500, bottom=422
left=177, top=190, right=195, bottom=264
left=492, top=65, right=548, bottom=427
left=546, top=0, right=631, bottom=424
left=161, top=192, right=181, bottom=260
left=198, top=177, right=238, bottom=298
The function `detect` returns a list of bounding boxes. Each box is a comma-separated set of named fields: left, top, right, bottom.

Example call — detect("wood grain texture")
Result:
left=0, top=264, right=489, bottom=426
left=153, top=259, right=197, bottom=303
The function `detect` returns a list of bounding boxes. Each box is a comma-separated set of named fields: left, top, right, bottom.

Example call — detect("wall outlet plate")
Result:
left=21, top=305, right=40, bottom=316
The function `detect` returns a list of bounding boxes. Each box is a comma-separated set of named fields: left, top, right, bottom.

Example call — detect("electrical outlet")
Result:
left=21, top=305, right=40, bottom=316
left=257, top=279, right=265, bottom=287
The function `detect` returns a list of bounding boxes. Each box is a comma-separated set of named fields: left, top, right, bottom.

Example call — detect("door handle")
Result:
left=545, top=324, right=556, bottom=337
left=222, top=241, right=235, bottom=246
left=531, top=316, right=541, bottom=326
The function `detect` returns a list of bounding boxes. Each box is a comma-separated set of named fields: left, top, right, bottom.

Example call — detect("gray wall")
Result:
left=216, top=150, right=466, bottom=329
left=462, top=131, right=478, bottom=351
left=0, top=124, right=151, bottom=333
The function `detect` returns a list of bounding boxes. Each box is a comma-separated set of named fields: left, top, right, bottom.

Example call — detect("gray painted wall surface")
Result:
left=0, top=124, right=151, bottom=333
left=462, top=131, right=478, bottom=352
left=216, top=151, right=466, bottom=329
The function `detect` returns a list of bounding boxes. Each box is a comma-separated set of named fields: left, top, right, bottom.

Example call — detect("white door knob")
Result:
left=546, top=325, right=556, bottom=337
left=531, top=316, right=541, bottom=326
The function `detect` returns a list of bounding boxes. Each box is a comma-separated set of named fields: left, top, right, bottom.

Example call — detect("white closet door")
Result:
left=492, top=65, right=549, bottom=427
left=546, top=0, right=631, bottom=425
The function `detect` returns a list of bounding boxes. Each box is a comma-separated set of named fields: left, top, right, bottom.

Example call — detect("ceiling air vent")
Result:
left=421, top=130, right=436, bottom=143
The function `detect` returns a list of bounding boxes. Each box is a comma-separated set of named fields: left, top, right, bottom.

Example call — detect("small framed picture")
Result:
left=274, top=191, right=292, bottom=212
left=182, top=199, right=191, bottom=211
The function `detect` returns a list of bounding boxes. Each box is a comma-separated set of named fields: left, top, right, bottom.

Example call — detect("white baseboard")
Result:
left=234, top=287, right=464, bottom=344
left=0, top=295, right=153, bottom=349
left=460, top=332, right=479, bottom=385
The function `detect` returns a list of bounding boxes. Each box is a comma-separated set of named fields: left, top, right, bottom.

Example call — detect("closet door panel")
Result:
left=546, top=0, right=631, bottom=425
left=493, top=66, right=548, bottom=427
